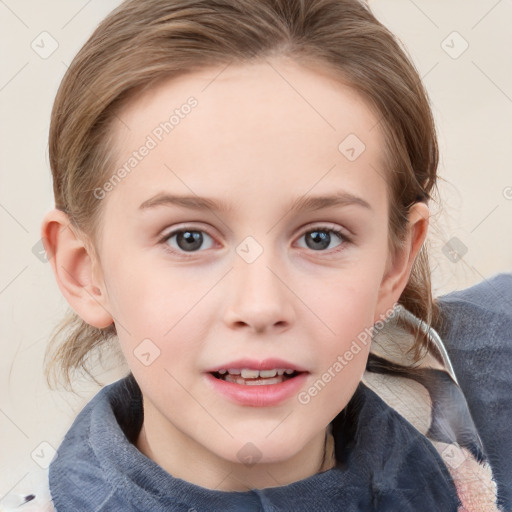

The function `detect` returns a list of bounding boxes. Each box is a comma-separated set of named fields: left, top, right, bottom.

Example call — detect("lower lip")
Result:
left=205, top=372, right=309, bottom=407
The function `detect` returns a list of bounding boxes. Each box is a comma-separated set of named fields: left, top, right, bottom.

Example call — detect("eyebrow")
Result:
left=138, top=191, right=372, bottom=213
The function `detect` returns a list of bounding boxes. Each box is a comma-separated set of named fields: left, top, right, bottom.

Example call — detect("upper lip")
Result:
left=205, top=358, right=308, bottom=373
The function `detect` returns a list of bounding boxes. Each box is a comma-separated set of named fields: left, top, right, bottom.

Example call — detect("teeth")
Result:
left=224, top=374, right=283, bottom=385
left=218, top=368, right=296, bottom=380
left=240, top=369, right=259, bottom=379
left=245, top=377, right=281, bottom=386
left=224, top=374, right=239, bottom=384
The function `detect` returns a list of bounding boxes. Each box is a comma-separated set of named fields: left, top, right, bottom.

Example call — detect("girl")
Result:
left=5, top=0, right=512, bottom=510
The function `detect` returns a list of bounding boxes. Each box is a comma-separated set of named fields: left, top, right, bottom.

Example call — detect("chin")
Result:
left=213, top=434, right=306, bottom=467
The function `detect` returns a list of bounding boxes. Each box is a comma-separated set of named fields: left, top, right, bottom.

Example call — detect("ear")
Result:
left=41, top=208, right=113, bottom=328
left=374, top=201, right=430, bottom=322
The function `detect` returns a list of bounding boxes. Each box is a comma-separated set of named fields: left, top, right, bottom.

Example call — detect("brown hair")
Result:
left=45, top=0, right=440, bottom=389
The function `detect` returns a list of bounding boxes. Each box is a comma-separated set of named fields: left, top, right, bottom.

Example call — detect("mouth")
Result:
left=205, top=358, right=308, bottom=406
left=211, top=368, right=300, bottom=386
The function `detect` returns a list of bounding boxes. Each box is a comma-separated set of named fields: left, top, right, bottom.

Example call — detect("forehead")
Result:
left=105, top=56, right=388, bottom=214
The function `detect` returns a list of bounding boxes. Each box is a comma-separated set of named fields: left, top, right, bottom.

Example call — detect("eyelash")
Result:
left=158, top=224, right=352, bottom=259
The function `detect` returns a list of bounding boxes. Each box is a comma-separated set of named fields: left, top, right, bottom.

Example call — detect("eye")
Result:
left=296, top=225, right=350, bottom=252
left=161, top=228, right=215, bottom=254
left=159, top=224, right=351, bottom=258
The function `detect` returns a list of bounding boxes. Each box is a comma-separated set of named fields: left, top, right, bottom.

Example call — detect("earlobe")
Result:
left=41, top=209, right=114, bottom=329
left=375, top=202, right=430, bottom=322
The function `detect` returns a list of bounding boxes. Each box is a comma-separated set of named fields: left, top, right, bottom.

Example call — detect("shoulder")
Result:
left=435, top=272, right=512, bottom=370
left=435, top=272, right=512, bottom=511
left=435, top=272, right=512, bottom=381
left=436, top=272, right=512, bottom=327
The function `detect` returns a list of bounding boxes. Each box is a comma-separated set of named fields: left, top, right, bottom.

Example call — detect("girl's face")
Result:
left=90, top=56, right=416, bottom=487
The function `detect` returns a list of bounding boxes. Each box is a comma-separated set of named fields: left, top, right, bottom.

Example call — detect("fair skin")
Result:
left=42, top=56, right=429, bottom=491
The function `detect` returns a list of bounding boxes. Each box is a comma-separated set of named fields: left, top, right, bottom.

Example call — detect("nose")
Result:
left=223, top=249, right=295, bottom=335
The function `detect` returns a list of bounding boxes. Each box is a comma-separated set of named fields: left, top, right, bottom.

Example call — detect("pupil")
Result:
left=306, top=230, right=330, bottom=250
left=177, top=231, right=203, bottom=251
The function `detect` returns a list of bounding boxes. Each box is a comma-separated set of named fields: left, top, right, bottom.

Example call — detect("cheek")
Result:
left=103, top=249, right=173, bottom=320
left=103, top=257, right=206, bottom=363
left=305, top=277, right=380, bottom=399
left=298, top=337, right=371, bottom=434
left=312, top=268, right=384, bottom=334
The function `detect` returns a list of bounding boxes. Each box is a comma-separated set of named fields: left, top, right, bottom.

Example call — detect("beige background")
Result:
left=1, top=0, right=511, bottom=498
